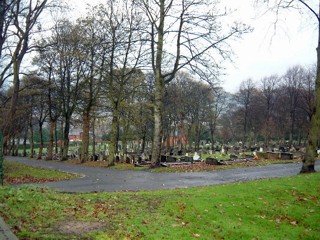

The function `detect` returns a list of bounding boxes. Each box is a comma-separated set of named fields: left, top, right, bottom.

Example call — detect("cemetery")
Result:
left=35, top=140, right=302, bottom=171
left=0, top=0, right=319, bottom=239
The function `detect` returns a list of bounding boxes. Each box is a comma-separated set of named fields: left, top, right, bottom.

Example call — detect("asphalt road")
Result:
left=5, top=156, right=320, bottom=193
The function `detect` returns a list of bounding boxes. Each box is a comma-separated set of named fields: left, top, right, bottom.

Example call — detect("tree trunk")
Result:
left=141, top=133, right=146, bottom=153
left=108, top=107, right=120, bottom=166
left=29, top=122, right=34, bottom=158
left=81, top=110, right=90, bottom=163
left=37, top=122, right=44, bottom=159
left=23, top=135, right=27, bottom=157
left=301, top=18, right=320, bottom=173
left=15, top=137, right=20, bottom=156
left=289, top=110, right=295, bottom=147
left=59, top=120, right=63, bottom=158
left=179, top=121, right=186, bottom=151
left=46, top=119, right=55, bottom=160
left=150, top=0, right=165, bottom=167
left=2, top=60, right=21, bottom=151
left=92, top=117, right=96, bottom=157
left=122, top=120, right=129, bottom=156
left=209, top=122, right=215, bottom=150
left=55, top=122, right=59, bottom=155
left=62, top=117, right=70, bottom=160
left=10, top=138, right=14, bottom=156
left=151, top=76, right=165, bottom=167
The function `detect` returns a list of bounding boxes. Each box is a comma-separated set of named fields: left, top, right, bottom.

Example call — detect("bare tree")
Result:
left=34, top=40, right=61, bottom=160
left=299, top=65, right=316, bottom=121
left=75, top=9, right=109, bottom=163
left=0, top=0, right=15, bottom=88
left=208, top=88, right=228, bottom=149
left=259, top=75, right=279, bottom=146
left=138, top=0, right=250, bottom=166
left=99, top=0, right=145, bottom=166
left=0, top=0, right=52, bottom=154
left=234, top=78, right=257, bottom=144
left=49, top=19, right=83, bottom=160
left=255, top=0, right=319, bottom=173
left=281, top=66, right=304, bottom=147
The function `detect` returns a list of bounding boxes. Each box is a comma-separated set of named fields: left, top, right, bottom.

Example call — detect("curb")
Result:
left=0, top=217, right=18, bottom=240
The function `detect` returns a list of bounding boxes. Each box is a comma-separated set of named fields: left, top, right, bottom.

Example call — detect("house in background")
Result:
left=69, top=128, right=83, bottom=142
left=68, top=127, right=103, bottom=143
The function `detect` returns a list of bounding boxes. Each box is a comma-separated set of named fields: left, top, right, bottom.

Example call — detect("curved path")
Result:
left=5, top=156, right=320, bottom=193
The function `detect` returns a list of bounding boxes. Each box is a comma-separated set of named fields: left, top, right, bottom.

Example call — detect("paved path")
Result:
left=5, top=156, right=320, bottom=193
left=0, top=217, right=18, bottom=240
left=2, top=157, right=319, bottom=239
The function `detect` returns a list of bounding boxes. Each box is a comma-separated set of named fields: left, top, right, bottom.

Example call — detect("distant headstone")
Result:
left=167, top=156, right=177, bottom=162
left=160, top=155, right=167, bottom=162
left=193, top=152, right=200, bottom=161
left=205, top=157, right=218, bottom=165
left=280, top=152, right=293, bottom=160
left=229, top=154, right=238, bottom=160
left=221, top=147, right=225, bottom=154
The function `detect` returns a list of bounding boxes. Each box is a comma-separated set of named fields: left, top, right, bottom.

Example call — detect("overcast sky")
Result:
left=221, top=1, right=317, bottom=92
left=66, top=0, right=317, bottom=93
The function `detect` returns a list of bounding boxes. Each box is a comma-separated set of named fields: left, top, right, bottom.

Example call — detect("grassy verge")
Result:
left=3, top=160, right=79, bottom=184
left=0, top=173, right=319, bottom=239
left=49, top=156, right=300, bottom=173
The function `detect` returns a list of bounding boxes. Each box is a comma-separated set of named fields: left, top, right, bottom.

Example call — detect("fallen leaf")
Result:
left=142, top=219, right=149, bottom=224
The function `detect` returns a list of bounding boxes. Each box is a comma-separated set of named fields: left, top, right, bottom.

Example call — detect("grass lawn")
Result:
left=0, top=171, right=319, bottom=239
left=3, top=160, right=79, bottom=184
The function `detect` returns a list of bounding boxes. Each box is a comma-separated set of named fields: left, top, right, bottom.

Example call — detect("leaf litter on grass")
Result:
left=1, top=167, right=320, bottom=239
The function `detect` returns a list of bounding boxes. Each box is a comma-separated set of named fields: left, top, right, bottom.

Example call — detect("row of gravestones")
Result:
left=75, top=142, right=303, bottom=164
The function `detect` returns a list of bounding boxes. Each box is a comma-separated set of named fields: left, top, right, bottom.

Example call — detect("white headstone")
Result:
left=193, top=152, right=200, bottom=161
left=221, top=147, right=225, bottom=154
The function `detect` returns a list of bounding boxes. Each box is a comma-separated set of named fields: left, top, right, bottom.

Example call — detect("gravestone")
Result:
left=160, top=155, right=167, bottom=162
left=193, top=152, right=200, bottom=161
left=229, top=154, right=238, bottom=160
left=266, top=151, right=280, bottom=159
left=167, top=156, right=177, bottom=162
left=280, top=152, right=293, bottom=160
left=205, top=157, right=218, bottom=165
left=221, top=147, right=225, bottom=154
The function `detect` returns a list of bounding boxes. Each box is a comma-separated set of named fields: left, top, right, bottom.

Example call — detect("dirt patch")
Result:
left=55, top=220, right=108, bottom=236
